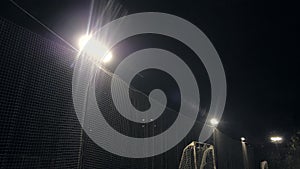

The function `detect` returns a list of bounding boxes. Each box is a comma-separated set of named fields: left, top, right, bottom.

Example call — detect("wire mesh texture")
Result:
left=0, top=16, right=256, bottom=169
left=0, top=17, right=205, bottom=169
left=0, top=17, right=81, bottom=169
left=179, top=141, right=216, bottom=169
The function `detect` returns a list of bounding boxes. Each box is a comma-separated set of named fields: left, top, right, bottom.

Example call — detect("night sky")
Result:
left=0, top=0, right=298, bottom=145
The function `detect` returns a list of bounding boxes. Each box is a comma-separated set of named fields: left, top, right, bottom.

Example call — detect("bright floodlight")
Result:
left=241, top=137, right=246, bottom=142
left=210, top=118, right=219, bottom=126
left=270, top=136, right=283, bottom=143
left=78, top=34, right=92, bottom=50
left=78, top=34, right=112, bottom=63
left=102, top=51, right=113, bottom=63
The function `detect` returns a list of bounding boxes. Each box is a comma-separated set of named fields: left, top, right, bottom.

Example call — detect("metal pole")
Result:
left=193, top=142, right=198, bottom=169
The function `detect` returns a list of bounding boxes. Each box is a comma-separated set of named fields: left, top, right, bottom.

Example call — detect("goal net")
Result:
left=179, top=141, right=216, bottom=169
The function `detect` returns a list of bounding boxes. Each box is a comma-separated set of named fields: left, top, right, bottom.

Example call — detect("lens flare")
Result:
left=78, top=34, right=92, bottom=50
left=78, top=35, right=112, bottom=63
left=103, top=51, right=113, bottom=63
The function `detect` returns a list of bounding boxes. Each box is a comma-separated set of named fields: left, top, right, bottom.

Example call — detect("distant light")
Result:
left=270, top=136, right=283, bottom=143
left=210, top=118, right=219, bottom=126
left=241, top=137, right=246, bottom=142
left=78, top=34, right=113, bottom=63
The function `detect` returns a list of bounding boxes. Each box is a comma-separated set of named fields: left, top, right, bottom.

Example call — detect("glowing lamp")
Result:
left=78, top=34, right=113, bottom=63
left=270, top=136, right=283, bottom=143
left=210, top=118, right=219, bottom=126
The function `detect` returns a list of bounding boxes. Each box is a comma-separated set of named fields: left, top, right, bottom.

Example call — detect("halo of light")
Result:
left=78, top=34, right=91, bottom=50
left=270, top=136, right=283, bottom=143
left=103, top=51, right=113, bottom=63
left=210, top=118, right=219, bottom=126
left=78, top=34, right=113, bottom=64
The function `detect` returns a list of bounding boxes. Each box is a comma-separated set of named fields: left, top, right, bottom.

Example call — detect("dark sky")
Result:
left=0, top=0, right=298, bottom=144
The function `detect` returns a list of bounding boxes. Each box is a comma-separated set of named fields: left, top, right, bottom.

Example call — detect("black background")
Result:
left=0, top=0, right=298, bottom=147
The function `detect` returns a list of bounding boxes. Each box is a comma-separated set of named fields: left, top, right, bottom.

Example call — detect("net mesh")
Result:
left=0, top=16, right=257, bottom=169
left=179, top=142, right=216, bottom=169
left=0, top=17, right=202, bottom=169
left=0, top=17, right=81, bottom=168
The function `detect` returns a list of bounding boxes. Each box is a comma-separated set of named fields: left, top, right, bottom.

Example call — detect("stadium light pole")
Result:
left=209, top=118, right=219, bottom=147
left=77, top=34, right=113, bottom=168
left=241, top=136, right=249, bottom=169
left=269, top=135, right=283, bottom=168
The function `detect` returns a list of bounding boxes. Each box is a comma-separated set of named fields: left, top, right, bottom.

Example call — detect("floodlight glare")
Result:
left=78, top=34, right=92, bottom=50
left=103, top=51, right=113, bottom=63
left=78, top=34, right=113, bottom=63
left=270, top=136, right=283, bottom=143
left=241, top=137, right=246, bottom=142
left=210, top=118, right=219, bottom=126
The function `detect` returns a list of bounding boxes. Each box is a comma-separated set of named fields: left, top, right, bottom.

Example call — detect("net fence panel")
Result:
left=0, top=17, right=203, bottom=169
left=0, top=17, right=82, bottom=169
